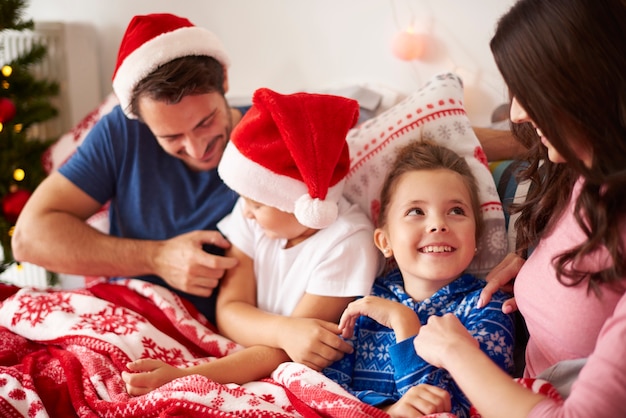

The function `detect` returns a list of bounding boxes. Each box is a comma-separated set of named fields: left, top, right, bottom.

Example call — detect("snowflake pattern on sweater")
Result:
left=323, top=269, right=515, bottom=418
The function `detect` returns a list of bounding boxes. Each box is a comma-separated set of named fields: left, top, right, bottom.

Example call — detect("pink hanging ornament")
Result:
left=391, top=30, right=426, bottom=61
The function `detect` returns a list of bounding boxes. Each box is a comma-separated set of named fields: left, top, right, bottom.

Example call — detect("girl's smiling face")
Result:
left=375, top=168, right=477, bottom=299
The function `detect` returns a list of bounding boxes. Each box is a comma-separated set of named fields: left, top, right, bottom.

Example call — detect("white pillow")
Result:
left=344, top=72, right=507, bottom=277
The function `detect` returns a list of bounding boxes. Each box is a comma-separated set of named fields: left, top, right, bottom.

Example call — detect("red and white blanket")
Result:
left=0, top=280, right=561, bottom=418
left=0, top=279, right=398, bottom=417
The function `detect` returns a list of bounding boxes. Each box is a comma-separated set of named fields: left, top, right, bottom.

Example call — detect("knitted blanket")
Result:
left=0, top=280, right=560, bottom=417
left=0, top=280, right=392, bottom=418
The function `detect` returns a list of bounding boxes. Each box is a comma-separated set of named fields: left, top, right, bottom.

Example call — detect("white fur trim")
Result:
left=294, top=194, right=339, bottom=229
left=218, top=142, right=344, bottom=227
left=112, top=26, right=230, bottom=119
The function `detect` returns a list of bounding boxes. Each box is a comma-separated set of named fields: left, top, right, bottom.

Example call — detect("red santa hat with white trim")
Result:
left=218, top=88, right=359, bottom=229
left=112, top=13, right=230, bottom=119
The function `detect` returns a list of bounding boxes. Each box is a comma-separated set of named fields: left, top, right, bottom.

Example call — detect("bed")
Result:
left=0, top=73, right=539, bottom=417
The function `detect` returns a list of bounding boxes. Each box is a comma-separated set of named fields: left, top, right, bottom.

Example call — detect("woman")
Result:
left=412, top=0, right=626, bottom=416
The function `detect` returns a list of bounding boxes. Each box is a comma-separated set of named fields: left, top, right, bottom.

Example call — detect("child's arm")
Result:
left=123, top=345, right=290, bottom=395
left=324, top=309, right=452, bottom=417
left=338, top=296, right=421, bottom=341
left=216, top=245, right=354, bottom=370
left=336, top=295, right=460, bottom=415
left=280, top=293, right=356, bottom=369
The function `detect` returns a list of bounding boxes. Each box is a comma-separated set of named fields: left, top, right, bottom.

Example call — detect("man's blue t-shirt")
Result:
left=58, top=105, right=239, bottom=325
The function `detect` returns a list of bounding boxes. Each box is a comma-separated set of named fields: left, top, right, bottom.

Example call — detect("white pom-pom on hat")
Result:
left=295, top=193, right=340, bottom=230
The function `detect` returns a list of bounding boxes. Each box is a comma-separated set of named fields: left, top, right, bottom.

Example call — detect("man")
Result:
left=12, top=13, right=240, bottom=325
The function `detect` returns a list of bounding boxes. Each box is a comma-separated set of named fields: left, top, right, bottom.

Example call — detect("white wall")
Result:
left=25, top=0, right=516, bottom=126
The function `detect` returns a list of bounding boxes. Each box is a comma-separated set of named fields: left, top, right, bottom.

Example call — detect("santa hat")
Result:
left=218, top=88, right=359, bottom=229
left=112, top=13, right=230, bottom=119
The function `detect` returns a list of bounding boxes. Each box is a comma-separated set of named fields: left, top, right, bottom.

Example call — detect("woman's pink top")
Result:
left=515, top=179, right=626, bottom=417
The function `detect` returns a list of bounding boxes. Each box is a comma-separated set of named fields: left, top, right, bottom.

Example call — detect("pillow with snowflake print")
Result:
left=344, top=72, right=507, bottom=277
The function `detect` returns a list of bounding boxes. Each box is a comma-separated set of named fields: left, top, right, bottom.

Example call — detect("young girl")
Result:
left=122, top=88, right=380, bottom=395
left=413, top=0, right=626, bottom=417
left=323, top=141, right=515, bottom=418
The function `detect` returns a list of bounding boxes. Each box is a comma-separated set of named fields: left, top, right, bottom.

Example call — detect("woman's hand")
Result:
left=413, top=313, right=478, bottom=369
left=382, top=384, right=452, bottom=417
left=122, top=358, right=187, bottom=396
left=338, top=296, right=421, bottom=342
left=478, top=252, right=525, bottom=313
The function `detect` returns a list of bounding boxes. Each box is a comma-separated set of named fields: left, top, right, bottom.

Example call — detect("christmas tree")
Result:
left=0, top=0, right=59, bottom=269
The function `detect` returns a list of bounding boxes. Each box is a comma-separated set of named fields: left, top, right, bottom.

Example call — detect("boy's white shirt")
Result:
left=217, top=197, right=379, bottom=316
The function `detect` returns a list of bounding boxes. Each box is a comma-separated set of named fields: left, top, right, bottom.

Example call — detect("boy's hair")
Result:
left=376, top=140, right=483, bottom=241
left=129, top=55, right=226, bottom=121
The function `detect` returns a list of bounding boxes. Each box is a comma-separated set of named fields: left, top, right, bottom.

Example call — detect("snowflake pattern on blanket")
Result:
left=0, top=280, right=394, bottom=417
left=0, top=280, right=561, bottom=417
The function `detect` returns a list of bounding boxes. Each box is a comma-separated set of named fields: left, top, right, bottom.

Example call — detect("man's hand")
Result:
left=122, top=359, right=187, bottom=396
left=152, top=230, right=238, bottom=297
left=382, top=384, right=452, bottom=417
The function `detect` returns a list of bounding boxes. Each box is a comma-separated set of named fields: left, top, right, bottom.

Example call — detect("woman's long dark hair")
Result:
left=491, top=0, right=626, bottom=293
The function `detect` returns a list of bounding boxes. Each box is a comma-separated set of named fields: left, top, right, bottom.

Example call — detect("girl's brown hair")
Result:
left=377, top=140, right=483, bottom=242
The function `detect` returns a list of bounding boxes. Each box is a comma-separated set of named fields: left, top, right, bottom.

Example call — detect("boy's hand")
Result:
left=122, top=358, right=187, bottom=396
left=278, top=318, right=353, bottom=370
